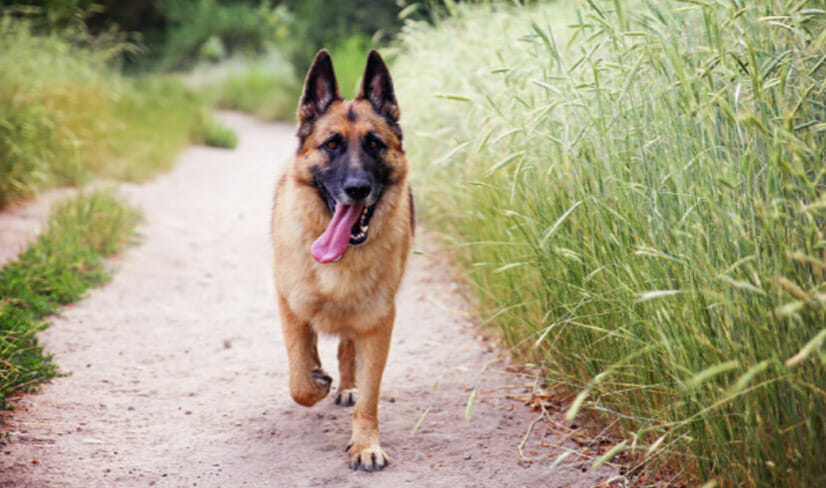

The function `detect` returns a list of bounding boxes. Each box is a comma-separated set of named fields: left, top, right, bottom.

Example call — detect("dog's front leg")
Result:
left=335, top=338, right=357, bottom=406
left=278, top=295, right=331, bottom=407
left=346, top=310, right=394, bottom=471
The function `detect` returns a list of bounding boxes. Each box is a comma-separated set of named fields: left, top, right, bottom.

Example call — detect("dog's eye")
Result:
left=322, top=135, right=342, bottom=152
left=364, top=135, right=383, bottom=152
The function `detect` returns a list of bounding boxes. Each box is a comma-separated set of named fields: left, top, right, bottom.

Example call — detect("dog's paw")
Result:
left=290, top=368, right=332, bottom=407
left=346, top=441, right=389, bottom=472
left=334, top=388, right=357, bottom=407
left=312, top=368, right=333, bottom=390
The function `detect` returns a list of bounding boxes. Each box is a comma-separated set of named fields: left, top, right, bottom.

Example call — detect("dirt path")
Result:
left=1, top=113, right=618, bottom=487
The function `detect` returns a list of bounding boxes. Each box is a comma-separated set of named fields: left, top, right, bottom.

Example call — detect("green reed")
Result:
left=395, top=1, right=826, bottom=485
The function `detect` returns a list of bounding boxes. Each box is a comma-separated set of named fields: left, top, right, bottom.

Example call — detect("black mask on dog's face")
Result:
left=297, top=49, right=401, bottom=263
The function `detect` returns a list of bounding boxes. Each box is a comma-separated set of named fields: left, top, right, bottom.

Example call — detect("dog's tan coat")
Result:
left=271, top=50, right=413, bottom=471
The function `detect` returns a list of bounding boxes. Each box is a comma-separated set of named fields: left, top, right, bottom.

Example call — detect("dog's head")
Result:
left=294, top=49, right=407, bottom=263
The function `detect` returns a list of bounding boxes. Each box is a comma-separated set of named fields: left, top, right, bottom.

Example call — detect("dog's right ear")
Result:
left=298, top=50, right=342, bottom=124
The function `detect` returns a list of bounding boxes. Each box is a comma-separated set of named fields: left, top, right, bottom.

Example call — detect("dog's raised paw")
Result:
left=311, top=368, right=333, bottom=392
left=290, top=367, right=332, bottom=406
left=346, top=442, right=389, bottom=472
left=334, top=388, right=357, bottom=406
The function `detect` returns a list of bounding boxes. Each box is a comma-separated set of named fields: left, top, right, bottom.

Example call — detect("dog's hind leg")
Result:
left=346, top=310, right=394, bottom=471
left=335, top=338, right=357, bottom=406
left=277, top=295, right=331, bottom=407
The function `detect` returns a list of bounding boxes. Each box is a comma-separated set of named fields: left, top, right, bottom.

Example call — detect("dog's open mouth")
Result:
left=311, top=201, right=376, bottom=263
left=349, top=204, right=374, bottom=246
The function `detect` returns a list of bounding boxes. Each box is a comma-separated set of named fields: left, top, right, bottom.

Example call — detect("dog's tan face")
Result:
left=292, top=50, right=409, bottom=263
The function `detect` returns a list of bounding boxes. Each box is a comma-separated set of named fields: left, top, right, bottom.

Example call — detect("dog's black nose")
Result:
left=343, top=178, right=371, bottom=201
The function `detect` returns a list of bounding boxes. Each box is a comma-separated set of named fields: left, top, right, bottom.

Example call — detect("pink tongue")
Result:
left=311, top=204, right=365, bottom=263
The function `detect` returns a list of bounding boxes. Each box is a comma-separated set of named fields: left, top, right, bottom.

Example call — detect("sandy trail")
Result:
left=0, top=113, right=617, bottom=487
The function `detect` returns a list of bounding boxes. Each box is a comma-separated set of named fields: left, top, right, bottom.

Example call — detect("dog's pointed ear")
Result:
left=298, top=49, right=342, bottom=124
left=357, top=49, right=399, bottom=123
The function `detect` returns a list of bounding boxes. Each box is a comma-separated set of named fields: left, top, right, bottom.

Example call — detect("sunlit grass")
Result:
left=0, top=18, right=235, bottom=208
left=0, top=189, right=141, bottom=410
left=395, top=1, right=826, bottom=486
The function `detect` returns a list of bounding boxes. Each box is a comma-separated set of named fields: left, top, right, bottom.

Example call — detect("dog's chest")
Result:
left=278, top=256, right=394, bottom=333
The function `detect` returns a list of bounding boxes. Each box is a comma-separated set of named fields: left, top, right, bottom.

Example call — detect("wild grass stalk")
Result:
left=395, top=1, right=826, bottom=485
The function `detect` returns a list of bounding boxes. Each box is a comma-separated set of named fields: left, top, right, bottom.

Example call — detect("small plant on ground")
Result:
left=0, top=189, right=141, bottom=412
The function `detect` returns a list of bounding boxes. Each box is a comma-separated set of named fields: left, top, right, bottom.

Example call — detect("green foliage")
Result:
left=327, top=33, right=373, bottom=98
left=200, top=32, right=376, bottom=122
left=0, top=0, right=95, bottom=29
left=0, top=17, right=113, bottom=207
left=207, top=68, right=299, bottom=121
left=0, top=189, right=140, bottom=410
left=0, top=18, right=235, bottom=208
left=0, top=0, right=433, bottom=74
left=396, top=1, right=826, bottom=486
left=200, top=52, right=301, bottom=121
left=199, top=117, right=239, bottom=149
left=282, top=0, right=403, bottom=75
left=154, top=0, right=291, bottom=70
left=105, top=75, right=238, bottom=179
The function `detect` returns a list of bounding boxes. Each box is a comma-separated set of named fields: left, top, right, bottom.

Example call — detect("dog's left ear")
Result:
left=299, top=49, right=342, bottom=124
left=358, top=50, right=399, bottom=123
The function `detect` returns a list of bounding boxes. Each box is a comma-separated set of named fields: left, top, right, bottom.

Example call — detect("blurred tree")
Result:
left=0, top=0, right=439, bottom=71
left=279, top=0, right=403, bottom=73
left=0, top=0, right=95, bottom=27
left=152, top=0, right=290, bottom=69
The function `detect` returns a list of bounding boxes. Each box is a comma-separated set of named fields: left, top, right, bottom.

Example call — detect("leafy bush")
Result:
left=0, top=0, right=95, bottom=29
left=396, top=1, right=826, bottom=486
left=0, top=0, right=424, bottom=73
left=281, top=0, right=403, bottom=75
left=154, top=0, right=290, bottom=70
left=199, top=116, right=239, bottom=149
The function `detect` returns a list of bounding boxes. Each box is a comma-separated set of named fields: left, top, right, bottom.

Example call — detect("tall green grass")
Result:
left=0, top=18, right=234, bottom=209
left=395, top=1, right=826, bottom=486
left=0, top=189, right=140, bottom=411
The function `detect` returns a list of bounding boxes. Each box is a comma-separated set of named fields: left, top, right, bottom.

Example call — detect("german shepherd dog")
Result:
left=271, top=49, right=414, bottom=471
